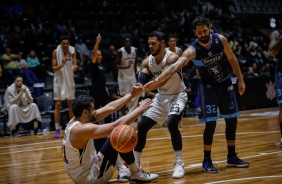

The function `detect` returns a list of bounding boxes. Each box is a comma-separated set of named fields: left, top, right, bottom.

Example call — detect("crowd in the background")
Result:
left=0, top=0, right=278, bottom=88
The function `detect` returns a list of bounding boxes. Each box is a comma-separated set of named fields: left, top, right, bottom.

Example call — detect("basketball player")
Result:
left=52, top=35, right=78, bottom=138
left=166, top=34, right=183, bottom=57
left=62, top=84, right=158, bottom=184
left=115, top=34, right=140, bottom=115
left=144, top=17, right=249, bottom=173
left=269, top=13, right=282, bottom=148
left=134, top=30, right=187, bottom=179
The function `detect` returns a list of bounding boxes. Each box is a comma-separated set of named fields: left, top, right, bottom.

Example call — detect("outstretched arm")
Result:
left=91, top=33, right=102, bottom=63
left=143, top=48, right=194, bottom=91
left=94, top=83, right=143, bottom=122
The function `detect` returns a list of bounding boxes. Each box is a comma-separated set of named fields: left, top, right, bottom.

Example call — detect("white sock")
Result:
left=127, top=162, right=138, bottom=173
left=133, top=151, right=142, bottom=166
left=33, top=121, right=38, bottom=129
left=174, top=150, right=182, bottom=163
left=55, top=123, right=60, bottom=130
left=116, top=157, right=125, bottom=169
left=97, top=152, right=104, bottom=160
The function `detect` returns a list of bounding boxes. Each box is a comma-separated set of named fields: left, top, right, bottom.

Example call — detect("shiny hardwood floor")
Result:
left=0, top=107, right=282, bottom=184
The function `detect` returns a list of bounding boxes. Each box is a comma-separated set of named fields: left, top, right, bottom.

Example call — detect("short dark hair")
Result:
left=14, top=75, right=23, bottom=81
left=192, top=16, right=210, bottom=29
left=123, top=33, right=132, bottom=41
left=149, top=30, right=166, bottom=41
left=167, top=34, right=178, bottom=40
left=72, top=95, right=95, bottom=117
left=59, top=35, right=71, bottom=43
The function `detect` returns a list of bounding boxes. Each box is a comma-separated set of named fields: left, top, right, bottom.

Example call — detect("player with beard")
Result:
left=134, top=30, right=188, bottom=179
left=143, top=17, right=249, bottom=173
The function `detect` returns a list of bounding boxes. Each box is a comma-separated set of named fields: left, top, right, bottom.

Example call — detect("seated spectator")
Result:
left=1, top=47, right=19, bottom=79
left=17, top=54, right=40, bottom=86
left=26, top=49, right=45, bottom=81
left=243, top=66, right=258, bottom=78
left=2, top=75, right=41, bottom=136
left=75, top=37, right=90, bottom=79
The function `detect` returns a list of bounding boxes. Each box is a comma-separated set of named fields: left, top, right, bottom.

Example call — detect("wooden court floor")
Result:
left=0, top=107, right=282, bottom=184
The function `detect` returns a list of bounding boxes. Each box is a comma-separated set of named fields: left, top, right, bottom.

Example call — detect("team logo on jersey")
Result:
left=215, top=38, right=219, bottom=44
left=265, top=81, right=276, bottom=100
left=208, top=51, right=212, bottom=56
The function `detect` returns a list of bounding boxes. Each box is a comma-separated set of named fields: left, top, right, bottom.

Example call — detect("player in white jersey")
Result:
left=134, top=31, right=187, bottom=179
left=52, top=35, right=78, bottom=138
left=115, top=34, right=140, bottom=114
left=166, top=34, right=183, bottom=57
left=62, top=85, right=158, bottom=184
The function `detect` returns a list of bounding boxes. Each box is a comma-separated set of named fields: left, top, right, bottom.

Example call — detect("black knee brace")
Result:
left=225, top=117, right=237, bottom=140
left=167, top=113, right=183, bottom=150
left=134, top=116, right=156, bottom=152
left=203, top=121, right=216, bottom=145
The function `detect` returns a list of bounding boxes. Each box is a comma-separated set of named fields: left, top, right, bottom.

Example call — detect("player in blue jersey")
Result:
left=269, top=13, right=282, bottom=148
left=144, top=16, right=249, bottom=173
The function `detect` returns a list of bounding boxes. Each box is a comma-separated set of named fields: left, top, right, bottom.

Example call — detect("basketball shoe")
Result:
left=54, top=129, right=60, bottom=138
left=129, top=167, right=158, bottom=184
left=202, top=157, right=219, bottom=173
left=172, top=160, right=185, bottom=178
left=226, top=155, right=249, bottom=167
left=117, top=166, right=130, bottom=183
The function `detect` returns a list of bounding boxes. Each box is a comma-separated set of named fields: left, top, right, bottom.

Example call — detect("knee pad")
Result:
left=225, top=118, right=237, bottom=140
left=203, top=121, right=216, bottom=145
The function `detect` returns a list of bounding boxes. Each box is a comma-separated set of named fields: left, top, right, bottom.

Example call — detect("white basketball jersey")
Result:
left=62, top=119, right=97, bottom=180
left=118, top=47, right=137, bottom=82
left=148, top=50, right=186, bottom=95
left=165, top=47, right=181, bottom=56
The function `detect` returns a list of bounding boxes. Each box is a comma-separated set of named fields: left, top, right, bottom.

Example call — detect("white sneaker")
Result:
left=117, top=166, right=130, bottom=183
left=129, top=168, right=158, bottom=183
left=172, top=161, right=185, bottom=179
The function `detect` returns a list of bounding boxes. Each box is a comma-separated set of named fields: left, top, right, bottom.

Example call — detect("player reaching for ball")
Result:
left=62, top=83, right=158, bottom=184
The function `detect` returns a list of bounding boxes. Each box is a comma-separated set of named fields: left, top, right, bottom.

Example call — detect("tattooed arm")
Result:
left=143, top=47, right=194, bottom=91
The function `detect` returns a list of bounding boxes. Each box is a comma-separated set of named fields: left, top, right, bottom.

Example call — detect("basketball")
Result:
left=110, top=125, right=138, bottom=153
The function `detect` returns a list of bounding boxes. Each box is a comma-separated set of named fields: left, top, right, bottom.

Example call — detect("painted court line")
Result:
left=205, top=175, right=282, bottom=184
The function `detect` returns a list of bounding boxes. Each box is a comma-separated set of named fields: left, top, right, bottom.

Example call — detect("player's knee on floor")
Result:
left=204, top=121, right=216, bottom=145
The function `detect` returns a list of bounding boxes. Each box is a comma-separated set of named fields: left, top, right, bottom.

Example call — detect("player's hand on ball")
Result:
left=138, top=98, right=153, bottom=112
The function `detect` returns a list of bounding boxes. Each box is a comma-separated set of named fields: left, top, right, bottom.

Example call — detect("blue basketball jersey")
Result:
left=190, top=33, right=231, bottom=85
left=275, top=30, right=282, bottom=71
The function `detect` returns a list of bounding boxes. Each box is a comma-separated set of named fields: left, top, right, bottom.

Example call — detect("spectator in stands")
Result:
left=17, top=53, right=40, bottom=86
left=75, top=37, right=90, bottom=80
left=1, top=47, right=19, bottom=79
left=2, top=75, right=41, bottom=136
left=26, top=49, right=45, bottom=81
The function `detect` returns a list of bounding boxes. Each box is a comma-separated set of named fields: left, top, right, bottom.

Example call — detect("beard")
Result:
left=151, top=45, right=162, bottom=56
left=198, top=35, right=210, bottom=44
left=89, top=113, right=97, bottom=122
